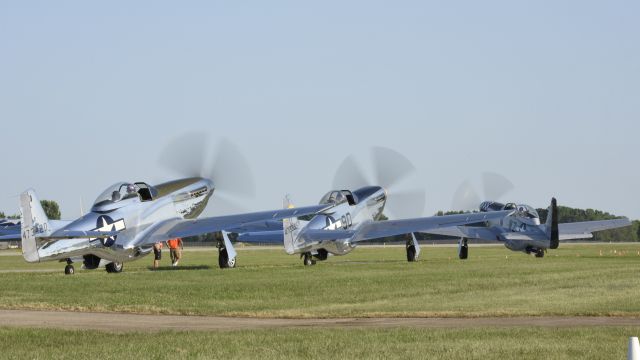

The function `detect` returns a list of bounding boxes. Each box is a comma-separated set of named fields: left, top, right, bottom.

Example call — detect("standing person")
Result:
left=167, top=238, right=183, bottom=267
left=152, top=242, right=163, bottom=269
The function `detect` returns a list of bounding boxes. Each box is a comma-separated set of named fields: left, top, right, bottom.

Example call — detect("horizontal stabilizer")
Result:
left=303, top=229, right=355, bottom=242
left=559, top=218, right=631, bottom=236
left=42, top=230, right=120, bottom=240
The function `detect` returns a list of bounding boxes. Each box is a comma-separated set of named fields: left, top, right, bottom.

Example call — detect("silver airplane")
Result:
left=234, top=188, right=514, bottom=266
left=7, top=178, right=333, bottom=274
left=424, top=198, right=632, bottom=259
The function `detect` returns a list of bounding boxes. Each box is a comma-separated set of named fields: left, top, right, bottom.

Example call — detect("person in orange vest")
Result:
left=167, top=238, right=183, bottom=267
left=152, top=242, right=163, bottom=269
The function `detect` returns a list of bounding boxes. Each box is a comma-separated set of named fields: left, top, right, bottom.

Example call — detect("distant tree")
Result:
left=0, top=211, right=4, bottom=219
left=7, top=214, right=20, bottom=219
left=40, top=200, right=61, bottom=220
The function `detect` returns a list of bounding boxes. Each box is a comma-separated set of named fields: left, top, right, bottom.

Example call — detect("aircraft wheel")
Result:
left=105, top=262, right=123, bottom=273
left=303, top=253, right=314, bottom=266
left=218, top=248, right=230, bottom=269
left=406, top=245, right=417, bottom=262
left=64, top=264, right=75, bottom=275
left=535, top=249, right=545, bottom=258
left=459, top=245, right=469, bottom=260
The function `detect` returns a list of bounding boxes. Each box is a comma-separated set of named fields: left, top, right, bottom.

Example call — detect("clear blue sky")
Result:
left=1, top=1, right=638, bottom=219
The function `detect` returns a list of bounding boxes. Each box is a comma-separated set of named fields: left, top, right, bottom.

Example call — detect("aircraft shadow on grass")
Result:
left=148, top=265, right=212, bottom=271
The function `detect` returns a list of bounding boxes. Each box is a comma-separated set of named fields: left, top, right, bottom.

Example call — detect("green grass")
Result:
left=0, top=244, right=639, bottom=317
left=1, top=326, right=639, bottom=359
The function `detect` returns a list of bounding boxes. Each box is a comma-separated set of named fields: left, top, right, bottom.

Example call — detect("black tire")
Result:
left=218, top=248, right=229, bottom=269
left=406, top=245, right=417, bottom=262
left=105, top=262, right=123, bottom=273
left=459, top=245, right=469, bottom=260
left=535, top=249, right=545, bottom=258
left=303, top=253, right=314, bottom=266
left=64, top=264, right=74, bottom=275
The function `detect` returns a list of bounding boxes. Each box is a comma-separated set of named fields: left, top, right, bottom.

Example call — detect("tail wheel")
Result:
left=406, top=245, right=417, bottom=262
left=64, top=264, right=75, bottom=275
left=105, top=262, right=123, bottom=273
left=535, top=249, right=545, bottom=258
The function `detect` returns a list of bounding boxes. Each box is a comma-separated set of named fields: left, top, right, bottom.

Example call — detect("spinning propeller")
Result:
left=332, top=147, right=426, bottom=219
left=450, top=172, right=514, bottom=211
left=158, top=132, right=256, bottom=214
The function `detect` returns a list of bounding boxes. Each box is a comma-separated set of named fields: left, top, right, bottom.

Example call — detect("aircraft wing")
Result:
left=350, top=211, right=512, bottom=243
left=558, top=218, right=631, bottom=240
left=0, top=233, right=21, bottom=241
left=227, top=220, right=283, bottom=233
left=419, top=226, right=503, bottom=241
left=236, top=230, right=284, bottom=244
left=129, top=204, right=332, bottom=247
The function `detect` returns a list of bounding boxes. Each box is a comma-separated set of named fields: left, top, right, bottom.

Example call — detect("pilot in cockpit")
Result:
left=111, top=184, right=138, bottom=202
left=126, top=184, right=137, bottom=195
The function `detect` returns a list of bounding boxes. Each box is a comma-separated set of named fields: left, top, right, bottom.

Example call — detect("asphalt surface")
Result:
left=1, top=310, right=639, bottom=332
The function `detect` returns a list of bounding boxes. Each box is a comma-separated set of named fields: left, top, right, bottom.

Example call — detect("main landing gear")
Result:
left=406, top=243, right=418, bottom=262
left=302, top=252, right=316, bottom=266
left=458, top=238, right=469, bottom=260
left=64, top=260, right=75, bottom=275
left=106, top=262, right=123, bottom=273
left=218, top=248, right=237, bottom=269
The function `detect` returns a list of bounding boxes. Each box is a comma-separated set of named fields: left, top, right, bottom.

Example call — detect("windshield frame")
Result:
left=92, top=182, right=140, bottom=208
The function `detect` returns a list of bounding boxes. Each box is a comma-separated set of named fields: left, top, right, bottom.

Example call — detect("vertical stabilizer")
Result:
left=546, top=197, right=559, bottom=249
left=20, top=190, right=50, bottom=263
left=282, top=195, right=305, bottom=255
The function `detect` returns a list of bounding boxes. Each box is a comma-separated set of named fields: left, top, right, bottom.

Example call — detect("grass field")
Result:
left=1, top=326, right=639, bottom=359
left=0, top=243, right=639, bottom=318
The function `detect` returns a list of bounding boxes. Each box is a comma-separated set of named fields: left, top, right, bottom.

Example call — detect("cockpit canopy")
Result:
left=516, top=204, right=539, bottom=219
left=319, top=190, right=357, bottom=206
left=479, top=201, right=539, bottom=219
left=92, top=182, right=158, bottom=209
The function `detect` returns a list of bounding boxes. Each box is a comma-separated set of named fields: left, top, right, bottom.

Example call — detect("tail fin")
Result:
left=282, top=195, right=305, bottom=254
left=20, top=190, right=50, bottom=263
left=546, top=197, right=559, bottom=249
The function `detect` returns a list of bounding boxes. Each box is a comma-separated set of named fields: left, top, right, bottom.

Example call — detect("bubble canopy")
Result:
left=92, top=182, right=157, bottom=208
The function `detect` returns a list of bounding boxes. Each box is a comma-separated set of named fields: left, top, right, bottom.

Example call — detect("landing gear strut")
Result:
left=458, top=238, right=469, bottom=260
left=303, top=252, right=316, bottom=266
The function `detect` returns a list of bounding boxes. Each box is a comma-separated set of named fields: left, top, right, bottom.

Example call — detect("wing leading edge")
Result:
left=129, top=203, right=332, bottom=247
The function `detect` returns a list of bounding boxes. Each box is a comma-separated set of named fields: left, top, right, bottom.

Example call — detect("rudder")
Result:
left=20, top=190, right=50, bottom=263
left=546, top=197, right=559, bottom=249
